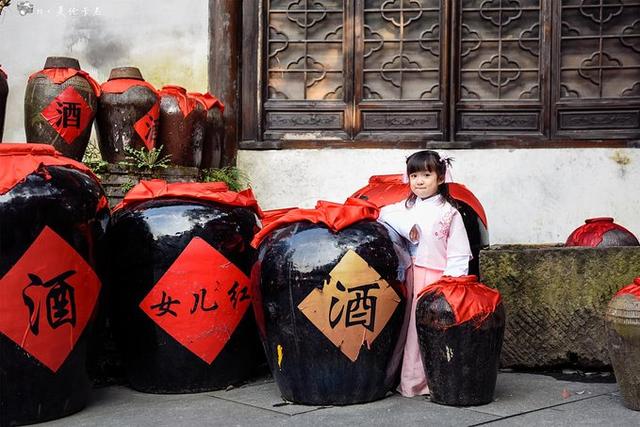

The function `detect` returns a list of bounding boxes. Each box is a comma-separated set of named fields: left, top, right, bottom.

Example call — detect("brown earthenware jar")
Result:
left=605, top=278, right=640, bottom=411
left=189, top=92, right=224, bottom=169
left=158, top=85, right=205, bottom=168
left=96, top=67, right=160, bottom=163
left=24, top=57, right=100, bottom=160
left=0, top=66, right=8, bottom=142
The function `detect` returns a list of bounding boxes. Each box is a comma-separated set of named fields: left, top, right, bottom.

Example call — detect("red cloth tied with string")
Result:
left=565, top=217, right=637, bottom=247
left=614, top=277, right=640, bottom=300
left=29, top=68, right=102, bottom=97
left=188, top=92, right=225, bottom=113
left=418, top=275, right=502, bottom=328
left=113, top=179, right=263, bottom=216
left=101, top=78, right=158, bottom=94
left=251, top=198, right=379, bottom=248
left=159, top=85, right=199, bottom=117
left=0, top=143, right=99, bottom=195
left=351, top=174, right=488, bottom=228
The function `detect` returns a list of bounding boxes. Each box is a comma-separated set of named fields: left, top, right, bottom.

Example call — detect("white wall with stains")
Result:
left=0, top=0, right=208, bottom=141
left=238, top=148, right=640, bottom=244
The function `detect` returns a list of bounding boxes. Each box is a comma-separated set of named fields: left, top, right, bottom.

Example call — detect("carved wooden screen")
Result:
left=353, top=0, right=448, bottom=140
left=242, top=0, right=640, bottom=146
left=264, top=0, right=351, bottom=140
left=452, top=0, right=549, bottom=139
left=551, top=0, right=640, bottom=139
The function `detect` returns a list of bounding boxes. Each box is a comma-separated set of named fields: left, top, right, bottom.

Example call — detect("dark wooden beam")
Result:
left=209, top=0, right=241, bottom=166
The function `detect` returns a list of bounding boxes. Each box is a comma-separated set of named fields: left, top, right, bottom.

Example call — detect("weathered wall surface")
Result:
left=0, top=0, right=208, bottom=141
left=238, top=148, right=640, bottom=244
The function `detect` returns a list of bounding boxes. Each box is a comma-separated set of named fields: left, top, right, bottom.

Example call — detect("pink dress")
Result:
left=379, top=195, right=472, bottom=397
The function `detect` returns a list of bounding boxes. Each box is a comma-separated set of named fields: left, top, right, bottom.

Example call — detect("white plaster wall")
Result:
left=0, top=0, right=208, bottom=141
left=238, top=148, right=640, bottom=244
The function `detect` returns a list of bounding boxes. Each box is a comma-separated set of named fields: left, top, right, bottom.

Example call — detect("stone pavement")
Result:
left=38, top=372, right=637, bottom=426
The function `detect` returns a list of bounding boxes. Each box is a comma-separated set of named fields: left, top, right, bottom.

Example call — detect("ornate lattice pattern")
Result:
left=267, top=0, right=345, bottom=100
left=560, top=0, right=640, bottom=99
left=459, top=0, right=542, bottom=100
left=362, top=0, right=442, bottom=100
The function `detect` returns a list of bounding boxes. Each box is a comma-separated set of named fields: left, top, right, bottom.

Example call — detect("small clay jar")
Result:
left=605, top=278, right=640, bottom=411
left=24, top=57, right=100, bottom=160
left=189, top=92, right=224, bottom=169
left=566, top=217, right=639, bottom=247
left=0, top=66, right=8, bottom=141
left=96, top=67, right=160, bottom=163
left=157, top=85, right=206, bottom=167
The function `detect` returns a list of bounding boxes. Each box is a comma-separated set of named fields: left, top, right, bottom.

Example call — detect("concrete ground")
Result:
left=37, top=371, right=637, bottom=427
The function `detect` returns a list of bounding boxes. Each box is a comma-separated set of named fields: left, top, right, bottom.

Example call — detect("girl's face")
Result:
left=409, top=169, right=443, bottom=199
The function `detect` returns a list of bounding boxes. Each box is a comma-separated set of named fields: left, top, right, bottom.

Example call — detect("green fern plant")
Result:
left=120, top=145, right=172, bottom=171
left=200, top=166, right=250, bottom=192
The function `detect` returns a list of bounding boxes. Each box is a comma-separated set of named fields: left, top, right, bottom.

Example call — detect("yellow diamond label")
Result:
left=297, top=249, right=401, bottom=362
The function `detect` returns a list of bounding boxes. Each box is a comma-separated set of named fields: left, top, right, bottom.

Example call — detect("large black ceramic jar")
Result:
left=0, top=144, right=109, bottom=426
left=96, top=67, right=160, bottom=163
left=102, top=180, right=263, bottom=393
left=24, top=57, right=101, bottom=160
left=351, top=175, right=489, bottom=275
left=605, top=278, right=640, bottom=410
left=252, top=199, right=410, bottom=405
left=158, top=86, right=205, bottom=168
left=0, top=66, right=8, bottom=141
left=416, top=275, right=504, bottom=406
left=190, top=92, right=224, bottom=169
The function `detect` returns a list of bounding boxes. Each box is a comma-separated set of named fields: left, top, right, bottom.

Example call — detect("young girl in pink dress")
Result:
left=379, top=150, right=472, bottom=397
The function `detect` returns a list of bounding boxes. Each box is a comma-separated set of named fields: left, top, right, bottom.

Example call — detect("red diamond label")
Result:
left=0, top=226, right=101, bottom=372
left=40, top=86, right=93, bottom=145
left=139, top=237, right=252, bottom=364
left=133, top=102, right=160, bottom=151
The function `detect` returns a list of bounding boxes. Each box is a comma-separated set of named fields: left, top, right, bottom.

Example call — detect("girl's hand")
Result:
left=409, top=224, right=420, bottom=243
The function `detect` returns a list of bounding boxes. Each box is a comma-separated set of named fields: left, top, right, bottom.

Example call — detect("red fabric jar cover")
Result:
left=261, top=207, right=298, bottom=228
left=101, top=78, right=157, bottom=94
left=565, top=217, right=638, bottom=247
left=159, top=85, right=198, bottom=117
left=351, top=174, right=488, bottom=228
left=614, top=277, right=640, bottom=300
left=417, top=275, right=502, bottom=328
left=113, top=179, right=263, bottom=216
left=188, top=92, right=225, bottom=113
left=251, top=198, right=379, bottom=248
left=29, top=68, right=102, bottom=97
left=0, top=143, right=100, bottom=195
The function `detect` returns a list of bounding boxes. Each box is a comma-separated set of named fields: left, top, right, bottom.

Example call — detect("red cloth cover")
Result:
left=188, top=92, right=225, bottom=113
left=29, top=68, right=102, bottom=97
left=350, top=174, right=488, bottom=228
left=565, top=217, right=637, bottom=247
left=0, top=143, right=99, bottom=195
left=101, top=78, right=158, bottom=94
left=614, top=277, right=640, bottom=300
left=417, top=275, right=502, bottom=328
left=261, top=207, right=298, bottom=228
left=159, top=85, right=198, bottom=117
left=113, top=179, right=263, bottom=216
left=251, top=198, right=379, bottom=248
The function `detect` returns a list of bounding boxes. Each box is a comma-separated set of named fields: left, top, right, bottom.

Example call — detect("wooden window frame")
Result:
left=235, top=0, right=640, bottom=150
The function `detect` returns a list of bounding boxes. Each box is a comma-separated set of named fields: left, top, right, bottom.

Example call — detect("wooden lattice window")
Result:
left=239, top=0, right=640, bottom=148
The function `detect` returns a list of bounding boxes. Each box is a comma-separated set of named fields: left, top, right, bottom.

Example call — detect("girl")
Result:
left=379, top=150, right=472, bottom=398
